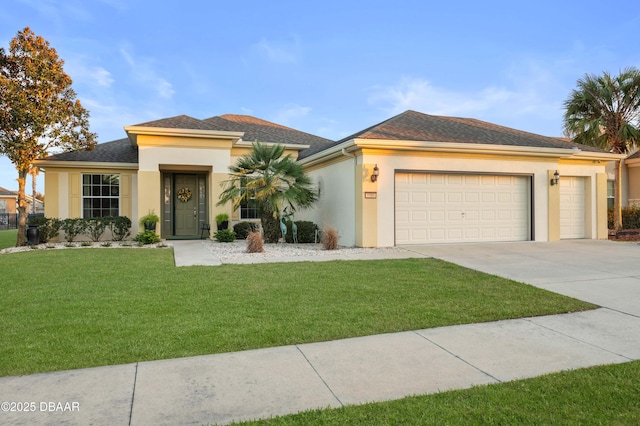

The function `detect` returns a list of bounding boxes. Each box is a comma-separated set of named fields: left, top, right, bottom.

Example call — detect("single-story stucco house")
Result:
left=35, top=110, right=621, bottom=247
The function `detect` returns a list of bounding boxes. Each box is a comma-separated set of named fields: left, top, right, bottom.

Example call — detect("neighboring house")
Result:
left=0, top=186, right=44, bottom=216
left=35, top=110, right=619, bottom=247
left=617, top=150, right=640, bottom=208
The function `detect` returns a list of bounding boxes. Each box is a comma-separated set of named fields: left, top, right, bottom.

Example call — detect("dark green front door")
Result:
left=174, top=174, right=198, bottom=237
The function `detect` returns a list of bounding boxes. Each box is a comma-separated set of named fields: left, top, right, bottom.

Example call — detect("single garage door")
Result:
left=560, top=176, right=586, bottom=239
left=395, top=172, right=531, bottom=244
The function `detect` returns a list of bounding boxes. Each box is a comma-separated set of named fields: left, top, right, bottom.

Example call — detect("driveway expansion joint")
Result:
left=411, top=330, right=503, bottom=384
left=295, top=345, right=345, bottom=407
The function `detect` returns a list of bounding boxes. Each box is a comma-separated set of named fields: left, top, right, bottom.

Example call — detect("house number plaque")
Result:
left=364, top=192, right=377, bottom=199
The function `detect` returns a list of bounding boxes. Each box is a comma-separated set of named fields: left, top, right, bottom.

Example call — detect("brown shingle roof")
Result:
left=301, top=110, right=606, bottom=158
left=43, top=138, right=138, bottom=163
left=133, top=115, right=219, bottom=131
left=204, top=115, right=333, bottom=153
left=0, top=186, right=17, bottom=196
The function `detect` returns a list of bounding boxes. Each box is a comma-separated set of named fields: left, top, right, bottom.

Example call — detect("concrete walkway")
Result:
left=1, top=240, right=639, bottom=425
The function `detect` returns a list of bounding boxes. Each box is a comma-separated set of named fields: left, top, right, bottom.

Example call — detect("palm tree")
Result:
left=563, top=67, right=640, bottom=230
left=217, top=142, right=317, bottom=243
left=29, top=166, right=39, bottom=215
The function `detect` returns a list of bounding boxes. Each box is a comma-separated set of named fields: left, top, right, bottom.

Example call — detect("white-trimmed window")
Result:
left=0, top=199, right=6, bottom=214
left=82, top=174, right=120, bottom=217
left=240, top=178, right=259, bottom=220
left=607, top=180, right=614, bottom=209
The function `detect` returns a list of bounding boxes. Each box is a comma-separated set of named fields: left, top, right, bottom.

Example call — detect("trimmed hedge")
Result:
left=233, top=221, right=259, bottom=239
left=608, top=207, right=640, bottom=229
left=27, top=216, right=133, bottom=243
left=214, top=229, right=236, bottom=242
left=284, top=220, right=318, bottom=243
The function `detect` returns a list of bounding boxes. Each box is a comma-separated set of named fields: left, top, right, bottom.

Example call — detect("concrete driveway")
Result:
left=404, top=239, right=640, bottom=317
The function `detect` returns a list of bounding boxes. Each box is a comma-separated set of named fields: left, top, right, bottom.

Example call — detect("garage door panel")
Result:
left=396, top=173, right=531, bottom=244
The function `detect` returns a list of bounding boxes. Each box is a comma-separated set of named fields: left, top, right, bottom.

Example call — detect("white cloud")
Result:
left=119, top=45, right=175, bottom=100
left=255, top=36, right=300, bottom=64
left=270, top=104, right=311, bottom=126
left=19, top=0, right=92, bottom=22
left=368, top=77, right=523, bottom=118
left=367, top=57, right=570, bottom=137
left=65, top=59, right=114, bottom=88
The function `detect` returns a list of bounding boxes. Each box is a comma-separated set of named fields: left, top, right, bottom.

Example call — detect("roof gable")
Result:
left=132, top=115, right=219, bottom=131
left=204, top=115, right=333, bottom=152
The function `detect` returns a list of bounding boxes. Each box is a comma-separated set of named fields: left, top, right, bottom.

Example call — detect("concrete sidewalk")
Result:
left=2, top=240, right=640, bottom=425
left=2, top=308, right=639, bottom=425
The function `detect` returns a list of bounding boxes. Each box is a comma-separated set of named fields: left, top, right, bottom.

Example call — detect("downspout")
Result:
left=341, top=148, right=356, bottom=159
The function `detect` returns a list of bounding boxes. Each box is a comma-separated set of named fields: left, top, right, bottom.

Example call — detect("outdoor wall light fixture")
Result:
left=550, top=170, right=560, bottom=186
left=371, top=165, right=380, bottom=182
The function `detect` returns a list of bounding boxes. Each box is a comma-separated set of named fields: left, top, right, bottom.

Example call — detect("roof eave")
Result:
left=124, top=126, right=245, bottom=145
left=298, top=139, right=622, bottom=166
left=33, top=160, right=139, bottom=170
left=234, top=140, right=310, bottom=151
left=353, top=139, right=622, bottom=159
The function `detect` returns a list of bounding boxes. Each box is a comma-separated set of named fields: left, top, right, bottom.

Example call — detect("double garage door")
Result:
left=395, top=172, right=532, bottom=244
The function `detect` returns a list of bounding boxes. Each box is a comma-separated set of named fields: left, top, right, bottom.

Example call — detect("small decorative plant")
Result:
left=321, top=226, right=339, bottom=250
left=214, top=229, right=236, bottom=242
left=139, top=210, right=160, bottom=231
left=133, top=230, right=161, bottom=245
left=233, top=221, right=259, bottom=239
left=246, top=230, right=264, bottom=253
left=216, top=213, right=229, bottom=230
left=108, top=216, right=132, bottom=241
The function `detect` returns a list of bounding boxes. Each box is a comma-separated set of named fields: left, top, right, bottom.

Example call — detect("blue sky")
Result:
left=1, top=0, right=639, bottom=191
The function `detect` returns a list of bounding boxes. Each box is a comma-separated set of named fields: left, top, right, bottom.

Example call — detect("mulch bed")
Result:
left=609, top=229, right=640, bottom=241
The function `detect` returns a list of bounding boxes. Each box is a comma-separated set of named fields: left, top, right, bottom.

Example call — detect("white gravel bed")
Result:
left=203, top=239, right=406, bottom=260
left=0, top=239, right=408, bottom=259
left=0, top=241, right=172, bottom=255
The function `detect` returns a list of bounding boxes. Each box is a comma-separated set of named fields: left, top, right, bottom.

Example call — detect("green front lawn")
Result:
left=0, top=229, right=17, bottom=250
left=237, top=361, right=640, bottom=425
left=0, top=247, right=594, bottom=377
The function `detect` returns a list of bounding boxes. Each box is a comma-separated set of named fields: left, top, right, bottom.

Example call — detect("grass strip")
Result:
left=0, top=248, right=594, bottom=376
left=235, top=361, right=640, bottom=425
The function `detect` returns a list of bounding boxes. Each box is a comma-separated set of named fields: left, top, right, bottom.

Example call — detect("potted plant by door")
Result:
left=215, top=213, right=229, bottom=231
left=140, top=210, right=160, bottom=231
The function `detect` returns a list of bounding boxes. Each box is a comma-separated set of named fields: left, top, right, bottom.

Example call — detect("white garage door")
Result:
left=560, top=177, right=586, bottom=239
left=395, top=173, right=531, bottom=244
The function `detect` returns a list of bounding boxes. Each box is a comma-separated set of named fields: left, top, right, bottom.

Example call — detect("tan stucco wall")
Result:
left=304, top=148, right=610, bottom=247
left=548, top=169, right=561, bottom=241
left=356, top=163, right=379, bottom=247
left=137, top=170, right=161, bottom=235
left=596, top=173, right=608, bottom=239
left=42, top=167, right=135, bottom=221
left=627, top=164, right=640, bottom=205
left=0, top=196, right=18, bottom=214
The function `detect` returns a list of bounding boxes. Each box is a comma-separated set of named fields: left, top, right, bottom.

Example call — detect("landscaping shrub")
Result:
left=284, top=220, right=318, bottom=243
left=608, top=206, right=640, bottom=229
left=107, top=216, right=132, bottom=241
left=61, top=218, right=87, bottom=242
left=214, top=229, right=236, bottom=242
left=246, top=230, right=264, bottom=253
left=321, top=226, right=339, bottom=250
left=86, top=217, right=109, bottom=242
left=133, top=230, right=161, bottom=245
left=233, top=221, right=259, bottom=239
left=28, top=216, right=62, bottom=243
